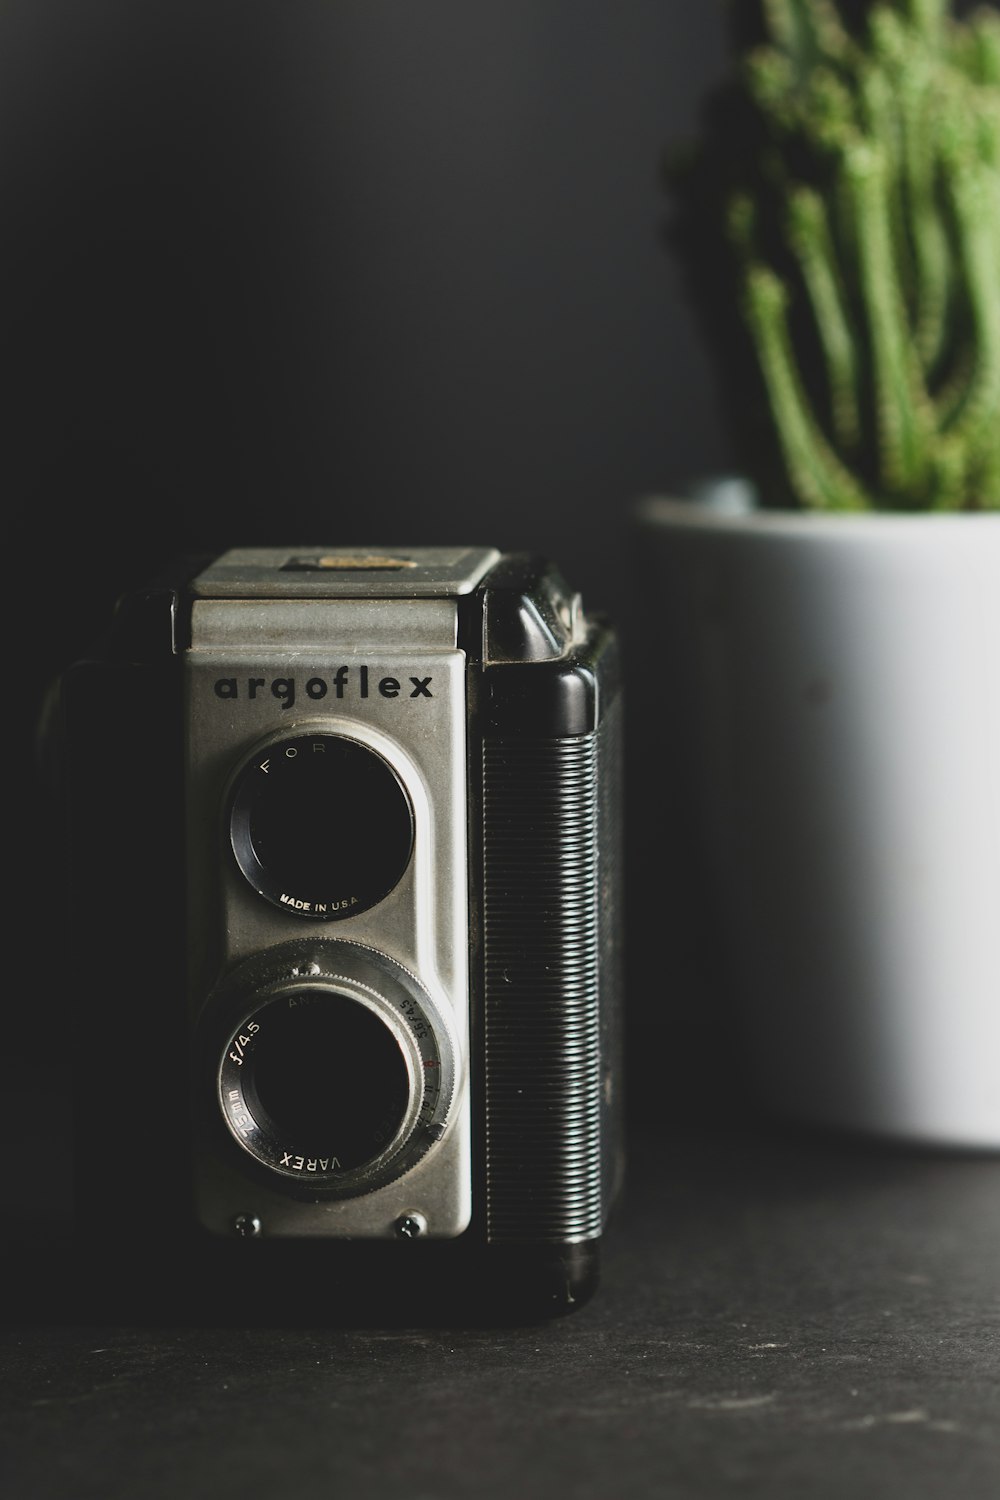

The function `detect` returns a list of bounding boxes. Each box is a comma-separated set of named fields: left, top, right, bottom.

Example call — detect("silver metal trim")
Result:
left=190, top=599, right=459, bottom=651
left=192, top=546, right=500, bottom=598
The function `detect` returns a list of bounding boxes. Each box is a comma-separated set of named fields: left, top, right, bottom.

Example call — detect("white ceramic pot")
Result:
left=634, top=490, right=1000, bottom=1149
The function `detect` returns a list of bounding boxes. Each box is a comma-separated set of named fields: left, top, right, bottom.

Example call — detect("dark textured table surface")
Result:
left=2, top=1103, right=998, bottom=1500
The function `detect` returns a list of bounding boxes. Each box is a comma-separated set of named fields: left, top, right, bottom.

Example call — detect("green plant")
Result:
left=668, top=0, right=1000, bottom=511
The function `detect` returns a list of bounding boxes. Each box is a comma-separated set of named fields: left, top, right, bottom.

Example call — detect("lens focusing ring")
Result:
left=211, top=941, right=455, bottom=1200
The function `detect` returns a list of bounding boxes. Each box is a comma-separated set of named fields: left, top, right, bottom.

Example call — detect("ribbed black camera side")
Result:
left=597, top=692, right=626, bottom=1220
left=482, top=734, right=604, bottom=1243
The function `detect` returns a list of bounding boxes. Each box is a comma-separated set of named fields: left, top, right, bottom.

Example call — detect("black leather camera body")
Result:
left=61, top=547, right=623, bottom=1314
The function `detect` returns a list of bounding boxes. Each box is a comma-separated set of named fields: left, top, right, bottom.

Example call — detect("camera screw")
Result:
left=232, top=1214, right=263, bottom=1238
left=395, top=1213, right=428, bottom=1240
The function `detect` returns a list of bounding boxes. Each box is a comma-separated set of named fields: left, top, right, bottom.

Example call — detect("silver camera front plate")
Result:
left=185, top=563, right=476, bottom=1239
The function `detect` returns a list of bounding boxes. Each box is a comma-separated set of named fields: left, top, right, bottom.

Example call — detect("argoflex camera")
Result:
left=62, top=547, right=623, bottom=1311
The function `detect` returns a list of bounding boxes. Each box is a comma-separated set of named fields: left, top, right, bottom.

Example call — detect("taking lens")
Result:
left=240, top=990, right=411, bottom=1172
left=211, top=941, right=453, bottom=1200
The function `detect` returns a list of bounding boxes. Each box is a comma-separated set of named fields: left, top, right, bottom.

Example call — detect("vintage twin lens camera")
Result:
left=63, top=547, right=623, bottom=1311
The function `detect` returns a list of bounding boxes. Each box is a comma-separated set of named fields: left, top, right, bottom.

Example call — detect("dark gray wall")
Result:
left=6, top=2, right=736, bottom=1113
left=3, top=0, right=731, bottom=681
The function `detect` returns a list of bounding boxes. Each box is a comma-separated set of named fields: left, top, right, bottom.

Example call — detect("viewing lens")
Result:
left=229, top=734, right=414, bottom=918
